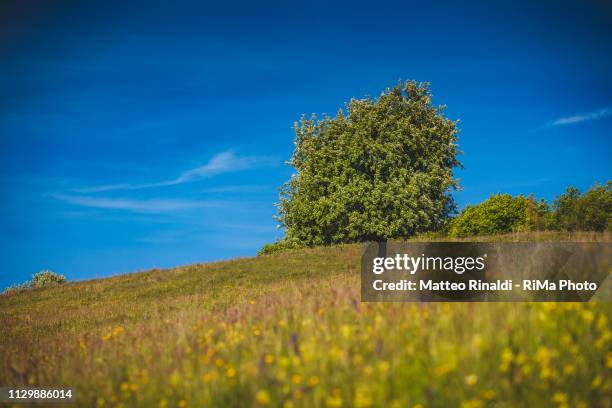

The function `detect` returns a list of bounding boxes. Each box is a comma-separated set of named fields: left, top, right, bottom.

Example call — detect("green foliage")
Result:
left=449, top=194, right=549, bottom=237
left=449, top=182, right=611, bottom=237
left=276, top=80, right=461, bottom=246
left=2, top=270, right=66, bottom=295
left=553, top=182, right=612, bottom=231
left=30, top=270, right=67, bottom=287
left=257, top=238, right=301, bottom=255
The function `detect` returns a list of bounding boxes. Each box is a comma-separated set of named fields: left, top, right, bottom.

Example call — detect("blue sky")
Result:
left=1, top=0, right=611, bottom=288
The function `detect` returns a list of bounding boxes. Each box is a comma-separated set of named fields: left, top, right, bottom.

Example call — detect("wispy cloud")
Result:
left=77, top=183, right=134, bottom=193
left=53, top=194, right=225, bottom=213
left=219, top=223, right=278, bottom=233
left=199, top=184, right=274, bottom=194
left=548, top=107, right=611, bottom=127
left=76, top=150, right=277, bottom=193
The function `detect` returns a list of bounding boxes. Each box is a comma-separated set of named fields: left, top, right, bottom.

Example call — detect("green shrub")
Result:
left=2, top=270, right=66, bottom=295
left=449, top=194, right=549, bottom=237
left=258, top=238, right=300, bottom=255
left=30, top=270, right=67, bottom=287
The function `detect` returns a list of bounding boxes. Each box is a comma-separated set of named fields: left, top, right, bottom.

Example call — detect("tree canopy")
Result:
left=274, top=81, right=461, bottom=247
left=553, top=182, right=611, bottom=231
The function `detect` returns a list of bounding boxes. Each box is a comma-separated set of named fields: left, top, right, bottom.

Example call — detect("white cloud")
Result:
left=218, top=223, right=278, bottom=233
left=53, top=194, right=224, bottom=213
left=76, top=183, right=133, bottom=193
left=76, top=150, right=276, bottom=193
left=173, top=150, right=261, bottom=183
left=548, top=107, right=611, bottom=126
left=199, top=184, right=273, bottom=193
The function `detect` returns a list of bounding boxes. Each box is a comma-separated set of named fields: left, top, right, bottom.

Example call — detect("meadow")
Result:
left=1, top=232, right=610, bottom=407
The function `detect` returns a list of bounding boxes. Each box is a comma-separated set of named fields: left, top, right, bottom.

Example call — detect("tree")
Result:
left=552, top=186, right=581, bottom=231
left=580, top=182, right=612, bottom=231
left=553, top=182, right=611, bottom=231
left=273, top=81, right=461, bottom=247
left=525, top=194, right=553, bottom=231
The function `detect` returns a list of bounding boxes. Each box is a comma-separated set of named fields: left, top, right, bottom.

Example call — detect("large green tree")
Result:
left=274, top=81, right=461, bottom=246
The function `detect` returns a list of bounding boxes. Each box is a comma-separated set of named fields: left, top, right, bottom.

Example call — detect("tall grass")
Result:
left=0, top=233, right=610, bottom=407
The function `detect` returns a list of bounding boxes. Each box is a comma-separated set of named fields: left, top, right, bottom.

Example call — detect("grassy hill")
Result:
left=1, top=232, right=611, bottom=407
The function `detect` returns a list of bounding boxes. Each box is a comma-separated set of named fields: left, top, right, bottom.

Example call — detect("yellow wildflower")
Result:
left=540, top=366, right=553, bottom=380
left=515, top=352, right=527, bottom=365
left=534, top=347, right=551, bottom=366
left=340, top=325, right=352, bottom=340
left=354, top=386, right=373, bottom=408
left=170, top=370, right=180, bottom=387
left=460, top=398, right=483, bottom=408
left=326, top=395, right=343, bottom=407
left=552, top=391, right=567, bottom=405
left=226, top=367, right=236, bottom=378
left=464, top=374, right=478, bottom=386
left=307, top=375, right=320, bottom=386
left=501, top=348, right=513, bottom=364
left=255, top=390, right=270, bottom=406
left=377, top=361, right=390, bottom=374
left=592, top=376, right=602, bottom=389
left=202, top=371, right=218, bottom=384
left=581, top=310, right=594, bottom=323
left=482, top=390, right=496, bottom=400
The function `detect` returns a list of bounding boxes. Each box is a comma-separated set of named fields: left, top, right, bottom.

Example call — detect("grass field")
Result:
left=1, top=232, right=611, bottom=407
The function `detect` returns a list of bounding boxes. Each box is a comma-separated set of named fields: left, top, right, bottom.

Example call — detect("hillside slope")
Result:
left=1, top=232, right=610, bottom=407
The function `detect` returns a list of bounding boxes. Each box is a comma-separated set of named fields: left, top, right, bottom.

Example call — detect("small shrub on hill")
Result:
left=449, top=194, right=549, bottom=237
left=258, top=238, right=301, bottom=255
left=31, top=270, right=67, bottom=287
left=2, top=270, right=66, bottom=295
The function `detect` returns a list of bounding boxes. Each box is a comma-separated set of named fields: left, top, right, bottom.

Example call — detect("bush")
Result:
left=258, top=238, right=301, bottom=255
left=449, top=194, right=549, bottom=237
left=2, top=270, right=66, bottom=295
left=30, top=270, right=67, bottom=287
